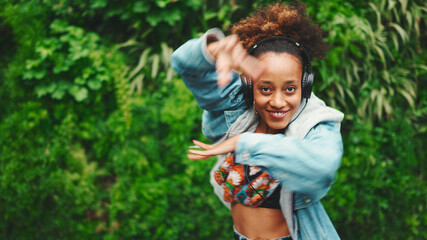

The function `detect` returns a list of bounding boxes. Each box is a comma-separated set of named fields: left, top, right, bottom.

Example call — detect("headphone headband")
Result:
left=248, top=36, right=312, bottom=74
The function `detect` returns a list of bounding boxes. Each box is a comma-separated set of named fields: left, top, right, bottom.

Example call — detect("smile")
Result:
left=267, top=110, right=289, bottom=119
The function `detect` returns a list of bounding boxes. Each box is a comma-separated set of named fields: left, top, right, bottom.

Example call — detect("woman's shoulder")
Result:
left=285, top=93, right=344, bottom=139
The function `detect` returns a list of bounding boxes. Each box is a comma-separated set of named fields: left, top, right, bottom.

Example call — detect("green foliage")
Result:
left=102, top=80, right=232, bottom=239
left=0, top=0, right=426, bottom=239
left=0, top=102, right=100, bottom=239
left=325, top=113, right=427, bottom=239
left=23, top=20, right=112, bottom=102
left=309, top=0, right=427, bottom=123
left=305, top=0, right=427, bottom=238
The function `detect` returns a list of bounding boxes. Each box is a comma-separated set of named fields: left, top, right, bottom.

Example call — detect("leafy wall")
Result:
left=0, top=0, right=426, bottom=239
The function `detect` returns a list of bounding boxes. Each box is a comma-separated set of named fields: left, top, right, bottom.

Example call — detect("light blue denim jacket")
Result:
left=171, top=29, right=344, bottom=240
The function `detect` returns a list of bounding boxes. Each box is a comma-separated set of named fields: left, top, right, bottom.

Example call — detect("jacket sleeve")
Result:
left=171, top=29, right=248, bottom=141
left=234, top=121, right=343, bottom=203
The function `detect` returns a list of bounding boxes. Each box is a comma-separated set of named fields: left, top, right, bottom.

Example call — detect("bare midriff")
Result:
left=231, top=202, right=290, bottom=239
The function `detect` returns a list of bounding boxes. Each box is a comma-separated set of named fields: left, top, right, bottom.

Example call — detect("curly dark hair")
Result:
left=231, top=1, right=328, bottom=61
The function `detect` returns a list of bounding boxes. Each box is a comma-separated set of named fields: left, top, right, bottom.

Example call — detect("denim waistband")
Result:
left=233, top=226, right=292, bottom=240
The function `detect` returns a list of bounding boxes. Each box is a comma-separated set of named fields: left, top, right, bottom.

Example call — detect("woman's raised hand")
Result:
left=207, top=35, right=266, bottom=88
left=187, top=134, right=241, bottom=160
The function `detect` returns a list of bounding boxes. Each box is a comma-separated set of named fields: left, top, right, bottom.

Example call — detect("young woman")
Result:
left=171, top=2, right=344, bottom=240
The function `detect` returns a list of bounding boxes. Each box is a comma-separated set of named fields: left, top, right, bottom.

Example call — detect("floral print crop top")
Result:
left=214, top=153, right=281, bottom=208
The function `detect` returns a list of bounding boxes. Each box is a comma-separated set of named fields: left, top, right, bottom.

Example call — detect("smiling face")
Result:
left=253, top=52, right=303, bottom=134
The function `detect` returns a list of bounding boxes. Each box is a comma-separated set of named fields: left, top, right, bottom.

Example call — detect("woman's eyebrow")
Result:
left=284, top=80, right=297, bottom=84
left=258, top=80, right=297, bottom=85
left=259, top=80, right=273, bottom=84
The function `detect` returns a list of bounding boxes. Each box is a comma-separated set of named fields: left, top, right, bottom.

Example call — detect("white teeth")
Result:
left=272, top=112, right=285, bottom=116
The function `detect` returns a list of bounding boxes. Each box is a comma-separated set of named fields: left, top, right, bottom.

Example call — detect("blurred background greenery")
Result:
left=0, top=0, right=426, bottom=239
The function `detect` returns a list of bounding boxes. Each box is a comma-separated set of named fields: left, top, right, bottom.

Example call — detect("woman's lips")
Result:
left=267, top=110, right=289, bottom=119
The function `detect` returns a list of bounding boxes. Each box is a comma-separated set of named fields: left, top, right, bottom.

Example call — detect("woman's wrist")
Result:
left=207, top=41, right=219, bottom=60
left=202, top=28, right=225, bottom=62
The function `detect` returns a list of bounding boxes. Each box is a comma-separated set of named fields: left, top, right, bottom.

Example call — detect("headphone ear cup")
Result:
left=302, top=72, right=314, bottom=99
left=240, top=74, right=254, bottom=104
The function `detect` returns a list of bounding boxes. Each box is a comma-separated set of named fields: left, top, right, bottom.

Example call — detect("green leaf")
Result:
left=34, top=69, right=48, bottom=80
left=36, top=44, right=56, bottom=59
left=74, top=76, right=86, bottom=85
left=389, top=23, right=409, bottom=42
left=88, top=79, right=102, bottom=90
left=90, top=0, right=107, bottom=8
left=69, top=86, right=88, bottom=102
left=399, top=89, right=415, bottom=107
left=82, top=68, right=93, bottom=79
left=50, top=19, right=68, bottom=33
left=155, top=0, right=170, bottom=8
left=204, top=11, right=217, bottom=21
left=130, top=73, right=144, bottom=95
left=399, top=0, right=408, bottom=14
left=52, top=89, right=66, bottom=99
left=128, top=48, right=151, bottom=80
left=146, top=8, right=180, bottom=26
left=25, top=59, right=41, bottom=69
left=151, top=54, right=159, bottom=79
left=22, top=71, right=34, bottom=80
left=185, top=0, right=203, bottom=10
left=35, top=83, right=56, bottom=98
left=133, top=2, right=150, bottom=13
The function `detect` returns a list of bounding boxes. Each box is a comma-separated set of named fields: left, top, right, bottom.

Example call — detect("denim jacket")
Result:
left=171, top=29, right=344, bottom=240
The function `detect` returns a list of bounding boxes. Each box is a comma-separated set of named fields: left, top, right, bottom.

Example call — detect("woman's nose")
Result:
left=269, top=92, right=286, bottom=108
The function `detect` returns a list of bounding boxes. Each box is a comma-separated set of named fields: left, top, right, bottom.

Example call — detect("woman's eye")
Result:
left=286, top=87, right=296, bottom=92
left=260, top=87, right=271, bottom=93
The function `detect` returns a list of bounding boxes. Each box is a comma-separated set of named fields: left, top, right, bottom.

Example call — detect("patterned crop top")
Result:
left=214, top=153, right=281, bottom=209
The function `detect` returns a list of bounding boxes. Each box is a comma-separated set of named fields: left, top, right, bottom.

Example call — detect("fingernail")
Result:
left=189, top=145, right=201, bottom=149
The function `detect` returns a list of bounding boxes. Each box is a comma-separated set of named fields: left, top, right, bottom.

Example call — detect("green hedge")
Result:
left=0, top=0, right=426, bottom=239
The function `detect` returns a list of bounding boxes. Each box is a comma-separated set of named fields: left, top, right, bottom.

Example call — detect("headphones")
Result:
left=240, top=36, right=314, bottom=103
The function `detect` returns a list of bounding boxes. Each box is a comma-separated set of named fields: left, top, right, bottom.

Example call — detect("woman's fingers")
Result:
left=187, top=154, right=211, bottom=161
left=240, top=56, right=266, bottom=82
left=215, top=35, right=244, bottom=87
left=213, top=35, right=266, bottom=87
left=216, top=61, right=232, bottom=87
left=188, top=135, right=240, bottom=160
left=187, top=140, right=218, bottom=160
left=188, top=143, right=231, bottom=156
left=223, top=34, right=240, bottom=52
left=192, top=140, right=213, bottom=150
left=231, top=42, right=248, bottom=69
left=188, top=149, right=214, bottom=156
